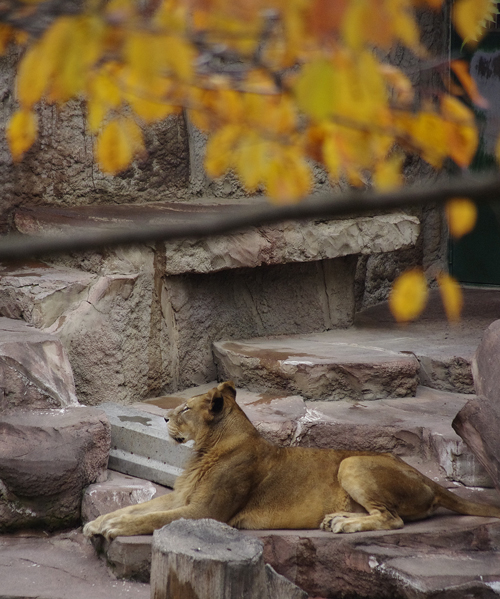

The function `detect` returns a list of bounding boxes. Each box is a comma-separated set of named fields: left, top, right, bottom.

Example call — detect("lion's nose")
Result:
left=164, top=417, right=169, bottom=423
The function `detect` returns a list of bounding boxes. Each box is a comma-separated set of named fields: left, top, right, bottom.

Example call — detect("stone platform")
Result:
left=81, top=471, right=500, bottom=598
left=214, top=288, right=500, bottom=401
left=0, top=529, right=149, bottom=599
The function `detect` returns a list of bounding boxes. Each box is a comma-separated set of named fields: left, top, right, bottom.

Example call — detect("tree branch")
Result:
left=1, top=173, right=499, bottom=263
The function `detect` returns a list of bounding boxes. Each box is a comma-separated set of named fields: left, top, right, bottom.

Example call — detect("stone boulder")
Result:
left=0, top=407, right=110, bottom=531
left=453, top=319, right=500, bottom=493
left=0, top=317, right=78, bottom=411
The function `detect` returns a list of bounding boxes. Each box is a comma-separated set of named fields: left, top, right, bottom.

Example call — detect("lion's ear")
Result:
left=217, top=380, right=236, bottom=398
left=209, top=392, right=224, bottom=414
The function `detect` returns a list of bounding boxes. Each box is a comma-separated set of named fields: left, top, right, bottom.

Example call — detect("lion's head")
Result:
left=166, top=381, right=237, bottom=445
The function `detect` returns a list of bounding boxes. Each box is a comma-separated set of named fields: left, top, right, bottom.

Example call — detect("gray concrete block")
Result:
left=99, top=403, right=192, bottom=488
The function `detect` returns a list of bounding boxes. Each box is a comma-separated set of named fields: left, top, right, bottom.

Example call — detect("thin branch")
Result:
left=1, top=173, right=500, bottom=262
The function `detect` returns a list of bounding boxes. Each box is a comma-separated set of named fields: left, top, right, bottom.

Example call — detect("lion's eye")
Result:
left=181, top=406, right=190, bottom=414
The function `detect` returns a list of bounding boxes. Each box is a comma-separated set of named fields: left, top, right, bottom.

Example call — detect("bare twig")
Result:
left=1, top=173, right=499, bottom=262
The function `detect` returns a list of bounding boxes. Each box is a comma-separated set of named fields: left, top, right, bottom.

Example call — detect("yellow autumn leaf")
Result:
left=437, top=272, right=463, bottom=322
left=96, top=118, right=144, bottom=175
left=323, top=128, right=342, bottom=181
left=450, top=60, right=488, bottom=108
left=204, top=124, right=242, bottom=178
left=124, top=31, right=162, bottom=87
left=86, top=63, right=122, bottom=133
left=392, top=0, right=421, bottom=52
left=264, top=144, right=312, bottom=204
left=54, top=16, right=104, bottom=102
left=445, top=198, right=477, bottom=239
left=294, top=59, right=336, bottom=121
left=17, top=41, right=52, bottom=108
left=235, top=131, right=268, bottom=192
left=453, top=0, right=497, bottom=44
left=7, top=109, right=38, bottom=161
left=40, top=17, right=76, bottom=103
left=389, top=268, right=429, bottom=323
left=373, top=153, right=404, bottom=191
left=406, top=111, right=448, bottom=168
left=162, top=35, right=194, bottom=82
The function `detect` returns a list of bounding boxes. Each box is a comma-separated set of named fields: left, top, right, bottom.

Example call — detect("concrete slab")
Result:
left=0, top=529, right=149, bottom=599
left=14, top=203, right=419, bottom=275
left=99, top=403, right=192, bottom=488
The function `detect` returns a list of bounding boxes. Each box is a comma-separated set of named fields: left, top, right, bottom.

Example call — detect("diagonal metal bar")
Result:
left=1, top=173, right=500, bottom=262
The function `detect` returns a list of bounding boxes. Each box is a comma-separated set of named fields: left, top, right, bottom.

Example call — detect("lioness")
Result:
left=84, top=381, right=500, bottom=540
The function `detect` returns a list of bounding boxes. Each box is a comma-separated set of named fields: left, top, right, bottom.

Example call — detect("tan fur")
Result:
left=83, top=382, right=500, bottom=540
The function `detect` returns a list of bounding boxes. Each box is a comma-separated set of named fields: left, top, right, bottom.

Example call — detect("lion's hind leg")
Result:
left=321, top=455, right=436, bottom=534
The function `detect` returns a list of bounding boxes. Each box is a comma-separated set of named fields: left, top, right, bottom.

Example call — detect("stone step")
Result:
left=214, top=289, right=500, bottom=402
left=83, top=470, right=500, bottom=597
left=213, top=289, right=500, bottom=401
left=98, top=403, right=192, bottom=488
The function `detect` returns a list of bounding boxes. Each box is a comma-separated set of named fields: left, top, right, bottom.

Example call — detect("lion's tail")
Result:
left=435, top=485, right=500, bottom=518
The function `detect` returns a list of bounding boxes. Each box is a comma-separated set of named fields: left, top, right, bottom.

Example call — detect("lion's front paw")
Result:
left=83, top=514, right=127, bottom=540
left=321, top=512, right=362, bottom=534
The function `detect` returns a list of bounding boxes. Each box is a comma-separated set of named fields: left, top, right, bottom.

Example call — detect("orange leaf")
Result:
left=437, top=272, right=463, bottom=322
left=440, top=96, right=478, bottom=168
left=445, top=198, right=477, bottom=239
left=389, top=269, right=429, bottom=323
left=7, top=109, right=38, bottom=161
left=451, top=60, right=488, bottom=108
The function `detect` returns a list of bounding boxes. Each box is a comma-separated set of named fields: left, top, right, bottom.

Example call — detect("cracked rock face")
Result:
left=0, top=264, right=169, bottom=406
left=453, top=319, right=500, bottom=493
left=0, top=317, right=78, bottom=411
left=0, top=407, right=110, bottom=531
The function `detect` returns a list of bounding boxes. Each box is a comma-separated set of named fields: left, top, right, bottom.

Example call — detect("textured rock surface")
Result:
left=0, top=316, right=78, bottom=410
left=215, top=290, right=500, bottom=400
left=453, top=319, right=500, bottom=493
left=82, top=470, right=171, bottom=524
left=163, top=256, right=359, bottom=387
left=252, top=508, right=500, bottom=599
left=214, top=335, right=421, bottom=401
left=0, top=529, right=149, bottom=599
left=14, top=203, right=420, bottom=274
left=5, top=203, right=421, bottom=400
left=453, top=397, right=500, bottom=494
left=0, top=407, right=110, bottom=531
left=0, top=262, right=170, bottom=405
left=12, top=105, right=190, bottom=208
